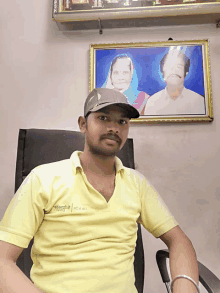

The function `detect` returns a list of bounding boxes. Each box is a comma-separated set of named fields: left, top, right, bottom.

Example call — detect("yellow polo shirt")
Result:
left=0, top=151, right=178, bottom=293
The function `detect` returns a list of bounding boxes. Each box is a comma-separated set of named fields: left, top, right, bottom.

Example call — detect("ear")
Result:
left=78, top=116, right=87, bottom=134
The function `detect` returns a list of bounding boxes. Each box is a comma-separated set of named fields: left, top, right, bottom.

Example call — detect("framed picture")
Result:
left=90, top=39, right=213, bottom=123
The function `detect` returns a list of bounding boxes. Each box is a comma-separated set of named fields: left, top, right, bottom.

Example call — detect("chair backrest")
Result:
left=156, top=249, right=220, bottom=293
left=15, top=128, right=145, bottom=293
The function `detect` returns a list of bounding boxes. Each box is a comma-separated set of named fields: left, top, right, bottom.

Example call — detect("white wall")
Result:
left=0, top=1, right=219, bottom=293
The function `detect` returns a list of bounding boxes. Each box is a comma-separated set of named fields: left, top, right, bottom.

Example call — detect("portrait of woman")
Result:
left=101, top=54, right=150, bottom=115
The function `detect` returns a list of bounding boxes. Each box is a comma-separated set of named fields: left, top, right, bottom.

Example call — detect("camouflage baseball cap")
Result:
left=84, top=88, right=139, bottom=119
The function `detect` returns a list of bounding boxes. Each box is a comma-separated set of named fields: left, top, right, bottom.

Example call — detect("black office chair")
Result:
left=156, top=249, right=220, bottom=293
left=15, top=128, right=145, bottom=293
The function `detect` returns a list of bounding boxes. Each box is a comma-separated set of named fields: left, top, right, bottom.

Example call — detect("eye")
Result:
left=98, top=115, right=108, bottom=121
left=119, top=119, right=128, bottom=125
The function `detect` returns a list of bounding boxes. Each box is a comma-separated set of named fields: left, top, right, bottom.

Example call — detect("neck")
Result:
left=166, top=84, right=184, bottom=100
left=79, top=150, right=116, bottom=176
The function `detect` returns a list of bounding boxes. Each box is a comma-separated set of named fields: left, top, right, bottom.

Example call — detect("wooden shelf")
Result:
left=52, top=2, right=220, bottom=30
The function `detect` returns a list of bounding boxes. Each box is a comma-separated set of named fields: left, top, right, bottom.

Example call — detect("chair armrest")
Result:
left=156, top=249, right=170, bottom=283
left=156, top=249, right=220, bottom=293
left=198, top=261, right=220, bottom=293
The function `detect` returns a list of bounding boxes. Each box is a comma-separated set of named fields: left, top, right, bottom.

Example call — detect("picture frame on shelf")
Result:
left=58, top=0, right=218, bottom=12
left=90, top=39, right=213, bottom=124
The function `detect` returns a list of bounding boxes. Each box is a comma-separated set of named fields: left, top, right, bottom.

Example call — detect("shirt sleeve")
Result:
left=138, top=177, right=178, bottom=238
left=0, top=170, right=47, bottom=248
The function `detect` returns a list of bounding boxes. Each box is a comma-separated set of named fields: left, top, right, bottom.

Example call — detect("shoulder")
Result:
left=150, top=89, right=164, bottom=99
left=184, top=88, right=204, bottom=100
left=147, top=89, right=165, bottom=105
left=144, top=89, right=165, bottom=115
left=32, top=159, right=73, bottom=181
left=137, top=91, right=149, bottom=98
left=122, top=167, right=148, bottom=187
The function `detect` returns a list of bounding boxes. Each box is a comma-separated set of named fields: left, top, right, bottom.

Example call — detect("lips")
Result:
left=101, top=134, right=121, bottom=144
left=168, top=74, right=181, bottom=78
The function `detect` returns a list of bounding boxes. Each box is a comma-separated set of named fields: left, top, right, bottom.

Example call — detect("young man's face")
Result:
left=81, top=105, right=130, bottom=157
left=163, top=52, right=185, bottom=87
left=111, top=58, right=132, bottom=92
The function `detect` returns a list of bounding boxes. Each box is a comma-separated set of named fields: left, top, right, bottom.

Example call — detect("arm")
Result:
left=160, top=226, right=199, bottom=293
left=0, top=240, right=43, bottom=293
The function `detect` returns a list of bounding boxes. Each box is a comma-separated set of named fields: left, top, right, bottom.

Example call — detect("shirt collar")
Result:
left=165, top=86, right=186, bottom=100
left=115, top=156, right=125, bottom=173
left=70, top=151, right=83, bottom=175
left=70, top=151, right=125, bottom=175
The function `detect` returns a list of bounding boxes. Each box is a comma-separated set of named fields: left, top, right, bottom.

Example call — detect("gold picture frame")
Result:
left=90, top=39, right=213, bottom=124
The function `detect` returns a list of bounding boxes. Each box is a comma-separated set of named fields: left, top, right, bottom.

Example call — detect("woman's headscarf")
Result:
left=102, top=54, right=142, bottom=105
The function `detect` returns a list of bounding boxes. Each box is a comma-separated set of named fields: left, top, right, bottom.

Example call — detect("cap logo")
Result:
left=97, top=93, right=101, bottom=100
left=87, top=95, right=94, bottom=104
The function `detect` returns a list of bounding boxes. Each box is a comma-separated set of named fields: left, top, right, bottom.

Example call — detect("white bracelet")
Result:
left=171, top=275, right=200, bottom=293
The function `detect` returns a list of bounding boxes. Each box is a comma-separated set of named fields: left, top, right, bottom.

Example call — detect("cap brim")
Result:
left=90, top=102, right=140, bottom=119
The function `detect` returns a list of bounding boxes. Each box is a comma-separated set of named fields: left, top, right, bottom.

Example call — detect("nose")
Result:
left=107, top=121, right=119, bottom=134
left=118, top=71, right=125, bottom=80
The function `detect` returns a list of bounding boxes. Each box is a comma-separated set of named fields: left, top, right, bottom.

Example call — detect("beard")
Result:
left=86, top=133, right=122, bottom=158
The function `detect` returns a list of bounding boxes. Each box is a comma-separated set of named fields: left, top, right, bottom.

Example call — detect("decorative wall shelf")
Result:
left=52, top=1, right=220, bottom=30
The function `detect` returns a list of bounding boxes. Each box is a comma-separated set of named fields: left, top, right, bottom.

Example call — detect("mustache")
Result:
left=100, top=133, right=122, bottom=144
left=165, top=74, right=181, bottom=80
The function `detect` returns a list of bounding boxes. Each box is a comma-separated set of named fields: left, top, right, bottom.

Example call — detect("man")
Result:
left=144, top=49, right=205, bottom=115
left=103, top=54, right=149, bottom=114
left=0, top=88, right=199, bottom=293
